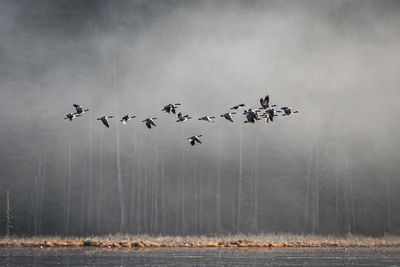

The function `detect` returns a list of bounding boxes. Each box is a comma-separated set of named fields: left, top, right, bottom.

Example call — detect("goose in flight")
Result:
left=243, top=108, right=261, bottom=120
left=231, top=104, right=245, bottom=110
left=259, top=95, right=277, bottom=110
left=177, top=112, right=191, bottom=122
left=121, top=114, right=136, bottom=125
left=220, top=112, right=236, bottom=122
left=198, top=116, right=215, bottom=123
left=97, top=115, right=114, bottom=128
left=262, top=108, right=279, bottom=124
left=142, top=117, right=157, bottom=129
left=244, top=112, right=256, bottom=123
left=64, top=113, right=80, bottom=121
left=73, top=104, right=89, bottom=115
left=281, top=107, right=299, bottom=116
left=188, top=135, right=202, bottom=146
left=162, top=103, right=181, bottom=114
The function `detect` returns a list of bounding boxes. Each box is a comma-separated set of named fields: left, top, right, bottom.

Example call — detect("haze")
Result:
left=1, top=0, right=399, bottom=236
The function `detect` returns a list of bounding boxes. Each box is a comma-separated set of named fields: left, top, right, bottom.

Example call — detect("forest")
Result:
left=0, top=0, right=399, bottom=237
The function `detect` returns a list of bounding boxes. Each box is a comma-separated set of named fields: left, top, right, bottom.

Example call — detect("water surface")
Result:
left=1, top=247, right=399, bottom=266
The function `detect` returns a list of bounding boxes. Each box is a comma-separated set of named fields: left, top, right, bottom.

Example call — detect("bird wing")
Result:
left=74, top=105, right=83, bottom=114
left=145, top=121, right=151, bottom=128
left=194, top=136, right=202, bottom=143
left=265, top=95, right=269, bottom=105
left=102, top=118, right=110, bottom=127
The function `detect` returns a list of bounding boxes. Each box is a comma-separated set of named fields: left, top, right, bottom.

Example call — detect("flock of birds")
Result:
left=64, top=95, right=298, bottom=146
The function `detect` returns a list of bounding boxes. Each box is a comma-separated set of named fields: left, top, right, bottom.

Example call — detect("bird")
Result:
left=231, top=104, right=245, bottom=110
left=64, top=113, right=80, bottom=121
left=243, top=108, right=261, bottom=120
left=162, top=103, right=181, bottom=114
left=188, top=135, right=202, bottom=146
left=198, top=116, right=215, bottom=123
left=259, top=95, right=277, bottom=110
left=262, top=108, right=279, bottom=124
left=73, top=104, right=89, bottom=115
left=121, top=114, right=136, bottom=125
left=142, top=117, right=157, bottom=129
left=220, top=112, right=236, bottom=122
left=244, top=112, right=256, bottom=123
left=281, top=107, right=299, bottom=116
left=97, top=116, right=114, bottom=128
left=177, top=112, right=191, bottom=122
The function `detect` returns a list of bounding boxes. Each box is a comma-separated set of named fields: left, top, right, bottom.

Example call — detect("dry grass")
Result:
left=1, top=233, right=400, bottom=248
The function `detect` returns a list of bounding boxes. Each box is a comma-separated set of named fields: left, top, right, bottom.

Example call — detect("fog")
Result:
left=1, top=0, right=399, bottom=236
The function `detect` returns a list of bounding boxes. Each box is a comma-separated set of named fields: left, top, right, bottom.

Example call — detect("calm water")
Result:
left=0, top=247, right=400, bottom=266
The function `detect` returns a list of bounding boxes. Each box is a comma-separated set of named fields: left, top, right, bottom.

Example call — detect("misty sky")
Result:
left=1, top=0, right=400, bottom=235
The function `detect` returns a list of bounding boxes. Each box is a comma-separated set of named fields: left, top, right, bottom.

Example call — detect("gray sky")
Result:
left=1, top=0, right=400, bottom=235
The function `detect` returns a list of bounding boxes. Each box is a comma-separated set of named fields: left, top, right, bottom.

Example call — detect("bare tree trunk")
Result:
left=304, top=149, right=312, bottom=233
left=335, top=163, right=340, bottom=234
left=253, top=138, right=259, bottom=233
left=6, top=189, right=11, bottom=237
left=197, top=150, right=203, bottom=234
left=129, top=132, right=137, bottom=232
left=237, top=124, right=243, bottom=232
left=96, top=133, right=104, bottom=233
left=87, top=117, right=94, bottom=232
left=144, top=162, right=148, bottom=232
left=64, top=140, right=72, bottom=233
left=111, top=0, right=126, bottom=233
left=151, top=146, right=158, bottom=233
left=38, top=155, right=45, bottom=234
left=136, top=161, right=142, bottom=234
left=216, top=129, right=222, bottom=232
left=161, top=153, right=167, bottom=234
left=80, top=164, right=86, bottom=235
left=180, top=125, right=186, bottom=234
left=383, top=144, right=392, bottom=233
left=314, top=142, right=320, bottom=234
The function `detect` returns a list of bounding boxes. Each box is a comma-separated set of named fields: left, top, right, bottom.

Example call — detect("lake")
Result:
left=1, top=247, right=399, bottom=266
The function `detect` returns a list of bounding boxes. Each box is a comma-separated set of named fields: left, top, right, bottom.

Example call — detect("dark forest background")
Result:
left=0, top=0, right=400, bottom=236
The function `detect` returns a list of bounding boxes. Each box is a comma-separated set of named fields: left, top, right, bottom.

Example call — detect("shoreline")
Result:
left=1, top=234, right=399, bottom=248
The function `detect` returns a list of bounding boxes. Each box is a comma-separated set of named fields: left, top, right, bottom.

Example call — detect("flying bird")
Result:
left=198, top=116, right=215, bottom=123
left=73, top=104, right=89, bottom=115
left=188, top=135, right=202, bottom=146
left=281, top=107, right=299, bottom=116
left=243, top=108, right=261, bottom=120
left=177, top=112, right=191, bottom=122
left=231, top=104, right=245, bottom=110
left=97, top=116, right=114, bottom=128
left=162, top=103, right=181, bottom=114
left=259, top=95, right=277, bottom=110
left=244, top=112, right=256, bottom=123
left=142, top=117, right=157, bottom=129
left=262, top=108, right=279, bottom=124
left=121, top=114, right=136, bottom=125
left=64, top=113, right=80, bottom=121
left=220, top=112, right=236, bottom=122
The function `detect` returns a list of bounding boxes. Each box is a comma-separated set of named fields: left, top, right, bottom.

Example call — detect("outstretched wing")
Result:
left=73, top=104, right=83, bottom=114
left=102, top=118, right=110, bottom=127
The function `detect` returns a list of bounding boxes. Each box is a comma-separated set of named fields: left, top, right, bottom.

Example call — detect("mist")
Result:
left=1, top=0, right=400, bottom=236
